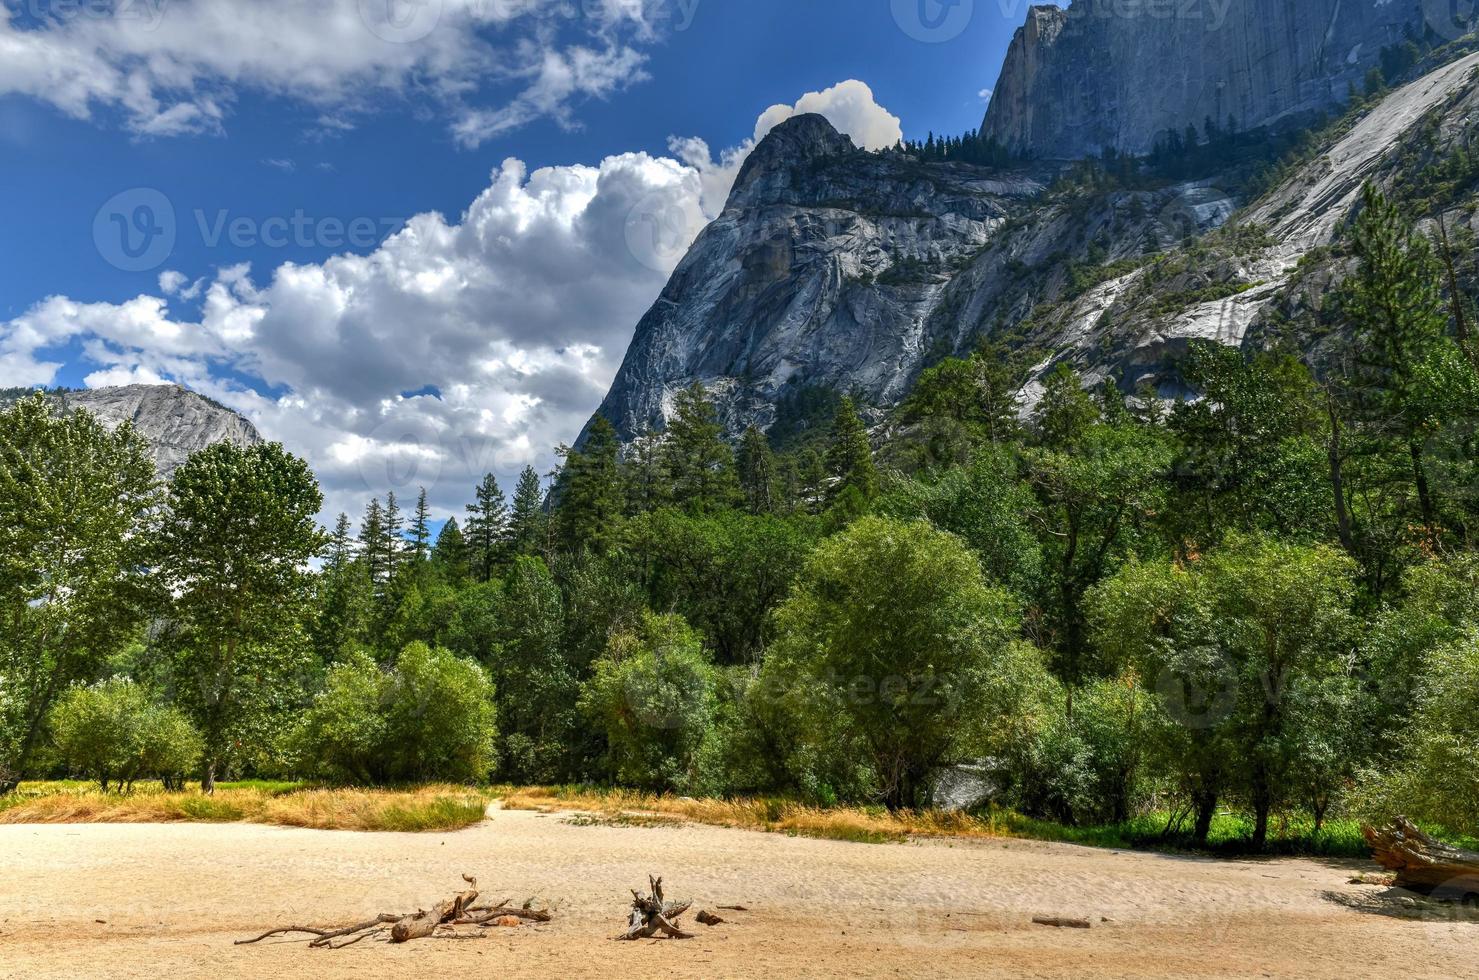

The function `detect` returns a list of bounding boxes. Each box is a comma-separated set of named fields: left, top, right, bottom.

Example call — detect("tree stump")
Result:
left=618, top=875, right=696, bottom=940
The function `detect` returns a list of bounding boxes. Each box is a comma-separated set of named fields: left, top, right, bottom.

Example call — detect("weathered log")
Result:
left=390, top=875, right=479, bottom=943
left=1033, top=916, right=1092, bottom=929
left=1363, top=817, right=1479, bottom=895
left=696, top=909, right=724, bottom=926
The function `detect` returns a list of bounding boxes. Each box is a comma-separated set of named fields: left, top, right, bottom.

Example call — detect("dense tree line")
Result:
left=1, top=185, right=1476, bottom=849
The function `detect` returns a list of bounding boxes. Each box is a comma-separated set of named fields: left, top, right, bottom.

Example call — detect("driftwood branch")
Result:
left=237, top=875, right=552, bottom=949
left=1363, top=817, right=1479, bottom=895
left=617, top=874, right=697, bottom=940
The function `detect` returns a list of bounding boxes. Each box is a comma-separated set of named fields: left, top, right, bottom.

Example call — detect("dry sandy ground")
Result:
left=1, top=805, right=1474, bottom=979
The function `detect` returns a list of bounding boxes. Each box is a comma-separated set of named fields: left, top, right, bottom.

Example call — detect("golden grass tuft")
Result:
left=0, top=782, right=491, bottom=833
left=499, top=787, right=1013, bottom=844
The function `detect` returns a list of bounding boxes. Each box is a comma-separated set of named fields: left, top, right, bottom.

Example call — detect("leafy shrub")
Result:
left=580, top=612, right=719, bottom=793
left=1358, top=634, right=1479, bottom=833
left=49, top=679, right=203, bottom=790
left=290, top=644, right=497, bottom=784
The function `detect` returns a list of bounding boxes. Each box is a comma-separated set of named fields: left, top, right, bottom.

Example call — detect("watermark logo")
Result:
left=94, top=188, right=176, bottom=273
left=892, top=0, right=975, bottom=43
left=1424, top=0, right=1478, bottom=42
left=1154, top=653, right=1238, bottom=729
left=357, top=0, right=443, bottom=43
left=17, top=0, right=169, bottom=30
left=624, top=191, right=700, bottom=273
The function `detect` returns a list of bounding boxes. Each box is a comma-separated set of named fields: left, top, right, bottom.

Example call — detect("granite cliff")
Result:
left=982, top=0, right=1430, bottom=160
left=47, top=385, right=263, bottom=478
left=588, top=10, right=1479, bottom=445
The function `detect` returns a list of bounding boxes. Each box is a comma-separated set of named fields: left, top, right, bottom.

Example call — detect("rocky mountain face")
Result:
left=982, top=0, right=1427, bottom=160
left=589, top=17, right=1479, bottom=447
left=591, top=113, right=1241, bottom=441
left=50, top=385, right=263, bottom=478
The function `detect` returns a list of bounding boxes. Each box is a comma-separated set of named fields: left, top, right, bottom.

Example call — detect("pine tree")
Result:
left=327, top=512, right=356, bottom=572
left=622, top=428, right=668, bottom=515
left=1035, top=364, right=1100, bottom=450
left=410, top=487, right=432, bottom=562
left=312, top=513, right=372, bottom=662
left=799, top=447, right=829, bottom=514
left=431, top=516, right=469, bottom=583
left=554, top=416, right=625, bottom=553
left=826, top=396, right=878, bottom=501
left=662, top=382, right=740, bottom=512
left=383, top=491, right=405, bottom=580
left=359, top=497, right=386, bottom=586
left=465, top=474, right=508, bottom=583
left=737, top=425, right=778, bottom=515
left=1341, top=183, right=1454, bottom=528
left=508, top=465, right=548, bottom=556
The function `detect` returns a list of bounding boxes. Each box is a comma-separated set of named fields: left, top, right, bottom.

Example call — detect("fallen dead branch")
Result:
left=695, top=909, right=724, bottom=926
left=618, top=875, right=696, bottom=940
left=236, top=875, right=552, bottom=949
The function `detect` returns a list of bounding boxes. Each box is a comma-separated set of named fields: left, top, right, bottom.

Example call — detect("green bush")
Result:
left=1359, top=634, right=1479, bottom=833
left=580, top=612, right=719, bottom=793
left=290, top=644, right=497, bottom=784
left=49, top=679, right=202, bottom=790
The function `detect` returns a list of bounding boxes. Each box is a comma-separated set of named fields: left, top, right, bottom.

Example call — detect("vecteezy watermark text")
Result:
left=893, top=0, right=1236, bottom=44
left=14, top=0, right=168, bottom=29
left=194, top=210, right=404, bottom=250
left=356, top=0, right=702, bottom=44
left=93, top=187, right=405, bottom=273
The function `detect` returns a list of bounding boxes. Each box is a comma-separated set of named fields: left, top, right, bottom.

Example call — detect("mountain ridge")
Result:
left=584, top=18, right=1479, bottom=448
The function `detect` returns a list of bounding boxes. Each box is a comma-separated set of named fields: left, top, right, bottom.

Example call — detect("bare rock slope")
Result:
left=52, top=385, right=263, bottom=478
left=588, top=40, right=1479, bottom=443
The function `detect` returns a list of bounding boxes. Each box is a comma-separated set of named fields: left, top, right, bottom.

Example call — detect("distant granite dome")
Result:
left=51, top=385, right=263, bottom=478
left=983, top=0, right=1424, bottom=160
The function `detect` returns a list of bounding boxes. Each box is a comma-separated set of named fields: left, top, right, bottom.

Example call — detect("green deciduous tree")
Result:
left=290, top=643, right=497, bottom=784
left=762, top=516, right=1025, bottom=809
left=1028, top=372, right=1174, bottom=683
left=155, top=441, right=326, bottom=792
left=1091, top=537, right=1358, bottom=846
left=627, top=509, right=816, bottom=664
left=0, top=395, right=159, bottom=791
left=1169, top=343, right=1332, bottom=546
left=878, top=448, right=1042, bottom=598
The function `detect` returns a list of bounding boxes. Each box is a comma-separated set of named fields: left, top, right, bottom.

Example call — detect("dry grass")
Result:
left=0, top=782, right=492, bottom=833
left=500, top=787, right=1014, bottom=844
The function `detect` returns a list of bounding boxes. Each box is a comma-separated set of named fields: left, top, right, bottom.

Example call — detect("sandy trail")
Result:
left=0, top=805, right=1472, bottom=979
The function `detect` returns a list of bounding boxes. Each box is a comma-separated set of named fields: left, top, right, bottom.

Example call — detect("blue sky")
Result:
left=0, top=0, right=1048, bottom=520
